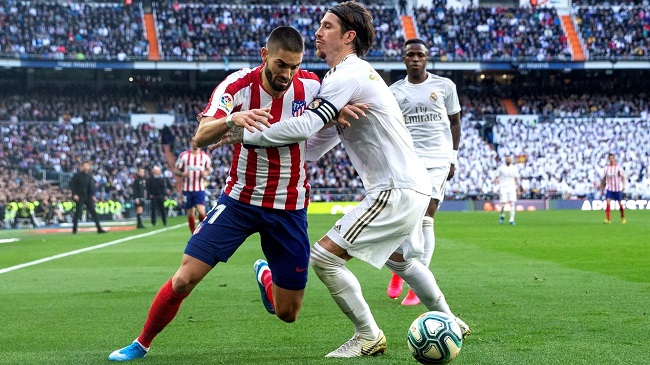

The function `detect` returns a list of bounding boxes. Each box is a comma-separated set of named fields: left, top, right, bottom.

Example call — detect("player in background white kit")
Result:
left=217, top=1, right=469, bottom=357
left=494, top=156, right=520, bottom=225
left=387, top=38, right=462, bottom=307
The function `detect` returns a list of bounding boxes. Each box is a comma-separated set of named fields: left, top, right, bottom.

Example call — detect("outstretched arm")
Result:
left=216, top=71, right=363, bottom=147
left=215, top=102, right=366, bottom=148
left=245, top=98, right=340, bottom=146
left=194, top=109, right=273, bottom=148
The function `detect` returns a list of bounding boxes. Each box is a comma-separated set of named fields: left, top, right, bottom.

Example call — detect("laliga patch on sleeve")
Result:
left=218, top=94, right=234, bottom=113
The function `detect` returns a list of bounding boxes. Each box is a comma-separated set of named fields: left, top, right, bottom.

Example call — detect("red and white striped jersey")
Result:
left=603, top=163, right=625, bottom=192
left=199, top=64, right=320, bottom=210
left=175, top=149, right=212, bottom=192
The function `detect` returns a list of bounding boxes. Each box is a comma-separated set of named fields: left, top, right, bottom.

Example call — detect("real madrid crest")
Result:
left=307, top=98, right=322, bottom=110
left=429, top=91, right=437, bottom=102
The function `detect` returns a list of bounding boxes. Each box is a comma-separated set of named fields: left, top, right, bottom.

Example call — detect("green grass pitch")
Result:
left=1, top=209, right=648, bottom=365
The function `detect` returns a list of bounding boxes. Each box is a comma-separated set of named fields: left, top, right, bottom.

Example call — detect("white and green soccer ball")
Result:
left=407, top=311, right=463, bottom=364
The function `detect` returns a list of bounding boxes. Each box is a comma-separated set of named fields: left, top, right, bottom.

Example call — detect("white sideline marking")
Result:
left=0, top=238, right=21, bottom=244
left=0, top=224, right=185, bottom=275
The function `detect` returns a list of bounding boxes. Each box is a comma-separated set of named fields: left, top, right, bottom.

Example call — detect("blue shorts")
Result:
left=182, top=191, right=206, bottom=210
left=185, top=194, right=310, bottom=290
left=605, top=190, right=623, bottom=201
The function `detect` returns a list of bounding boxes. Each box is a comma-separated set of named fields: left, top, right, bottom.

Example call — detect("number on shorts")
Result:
left=207, top=204, right=226, bottom=224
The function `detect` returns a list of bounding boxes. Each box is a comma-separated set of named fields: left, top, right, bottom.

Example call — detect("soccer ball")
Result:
left=407, top=311, right=463, bottom=364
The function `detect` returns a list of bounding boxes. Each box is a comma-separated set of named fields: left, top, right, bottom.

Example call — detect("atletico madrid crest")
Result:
left=292, top=100, right=306, bottom=116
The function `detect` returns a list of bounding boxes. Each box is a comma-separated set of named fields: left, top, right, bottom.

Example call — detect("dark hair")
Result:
left=266, top=26, right=304, bottom=54
left=404, top=38, right=427, bottom=48
left=328, top=1, right=375, bottom=57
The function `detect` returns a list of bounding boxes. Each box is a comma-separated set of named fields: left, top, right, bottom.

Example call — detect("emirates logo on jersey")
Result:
left=429, top=92, right=437, bottom=102
left=292, top=100, right=306, bottom=116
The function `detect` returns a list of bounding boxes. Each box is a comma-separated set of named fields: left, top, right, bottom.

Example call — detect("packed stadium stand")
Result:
left=414, top=5, right=571, bottom=61
left=0, top=1, right=149, bottom=60
left=575, top=6, right=650, bottom=59
left=2, top=0, right=648, bottom=61
left=1, top=0, right=649, bottom=228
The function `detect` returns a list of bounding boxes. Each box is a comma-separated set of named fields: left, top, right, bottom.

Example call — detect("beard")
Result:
left=316, top=48, right=326, bottom=59
left=264, top=67, right=290, bottom=92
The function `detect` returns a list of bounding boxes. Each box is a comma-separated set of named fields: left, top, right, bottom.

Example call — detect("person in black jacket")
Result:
left=133, top=168, right=147, bottom=229
left=70, top=161, right=106, bottom=234
left=147, top=166, right=170, bottom=227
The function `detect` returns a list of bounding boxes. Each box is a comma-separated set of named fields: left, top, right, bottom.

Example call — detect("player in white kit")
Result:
left=495, top=156, right=520, bottom=225
left=387, top=38, right=464, bottom=313
left=218, top=1, right=469, bottom=357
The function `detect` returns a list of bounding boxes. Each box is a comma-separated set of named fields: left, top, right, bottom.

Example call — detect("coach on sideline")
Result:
left=70, top=161, right=107, bottom=234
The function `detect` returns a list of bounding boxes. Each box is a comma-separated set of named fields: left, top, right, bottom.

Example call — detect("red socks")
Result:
left=261, top=269, right=274, bottom=307
left=605, top=204, right=611, bottom=220
left=198, top=212, right=206, bottom=222
left=137, top=278, right=189, bottom=348
left=619, top=205, right=625, bottom=218
left=187, top=214, right=196, bottom=232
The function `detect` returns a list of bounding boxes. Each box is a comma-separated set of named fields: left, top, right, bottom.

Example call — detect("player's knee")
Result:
left=310, top=255, right=335, bottom=279
left=171, top=274, right=198, bottom=294
left=275, top=307, right=299, bottom=323
left=385, top=258, right=412, bottom=274
left=273, top=291, right=302, bottom=323
left=310, top=242, right=345, bottom=273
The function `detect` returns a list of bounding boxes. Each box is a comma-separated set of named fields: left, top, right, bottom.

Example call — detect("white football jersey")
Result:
left=389, top=73, right=460, bottom=168
left=244, top=55, right=431, bottom=195
left=497, top=164, right=519, bottom=189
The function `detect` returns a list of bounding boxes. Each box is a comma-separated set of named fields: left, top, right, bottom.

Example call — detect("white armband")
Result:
left=451, top=150, right=458, bottom=164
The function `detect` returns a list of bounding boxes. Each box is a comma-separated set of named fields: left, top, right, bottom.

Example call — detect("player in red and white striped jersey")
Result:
left=198, top=64, right=317, bottom=211
left=108, top=27, right=326, bottom=361
left=600, top=153, right=626, bottom=224
left=174, top=143, right=212, bottom=232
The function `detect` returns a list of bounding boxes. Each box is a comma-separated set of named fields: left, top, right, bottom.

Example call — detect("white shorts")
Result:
left=428, top=166, right=450, bottom=202
left=326, top=188, right=430, bottom=269
left=499, top=187, right=517, bottom=203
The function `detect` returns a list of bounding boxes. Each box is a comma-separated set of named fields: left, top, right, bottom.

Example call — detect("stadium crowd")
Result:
left=414, top=5, right=571, bottom=61
left=5, top=88, right=645, bottom=126
left=0, top=93, right=146, bottom=123
left=443, top=117, right=650, bottom=201
left=0, top=120, right=171, bottom=205
left=0, top=1, right=148, bottom=60
left=515, top=92, right=649, bottom=118
left=155, top=3, right=402, bottom=61
left=2, top=1, right=648, bottom=61
left=2, top=96, right=649, bottom=209
left=575, top=6, right=650, bottom=60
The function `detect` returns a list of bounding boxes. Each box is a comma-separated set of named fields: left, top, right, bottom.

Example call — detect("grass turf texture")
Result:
left=1, top=210, right=648, bottom=365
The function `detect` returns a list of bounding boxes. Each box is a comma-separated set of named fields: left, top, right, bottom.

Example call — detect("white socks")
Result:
left=420, top=216, right=434, bottom=267
left=385, top=259, right=452, bottom=317
left=310, top=243, right=380, bottom=340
